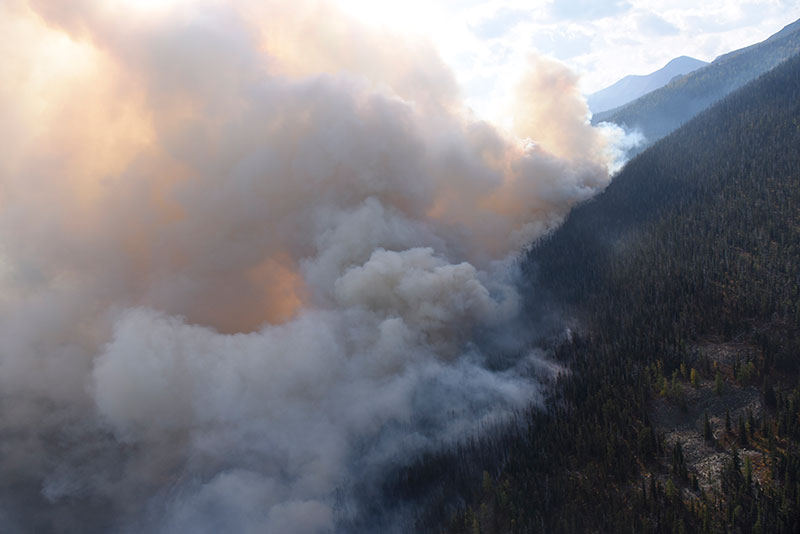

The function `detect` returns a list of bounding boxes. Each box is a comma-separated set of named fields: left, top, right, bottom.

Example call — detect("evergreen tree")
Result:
left=704, top=411, right=714, bottom=443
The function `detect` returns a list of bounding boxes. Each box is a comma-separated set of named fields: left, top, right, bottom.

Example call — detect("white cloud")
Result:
left=549, top=0, right=632, bottom=21
left=384, top=0, right=800, bottom=112
left=637, top=12, right=680, bottom=35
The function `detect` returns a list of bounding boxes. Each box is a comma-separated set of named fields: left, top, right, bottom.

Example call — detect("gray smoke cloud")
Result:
left=0, top=0, right=623, bottom=531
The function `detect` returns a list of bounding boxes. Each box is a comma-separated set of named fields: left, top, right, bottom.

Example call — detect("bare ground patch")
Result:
left=648, top=342, right=766, bottom=493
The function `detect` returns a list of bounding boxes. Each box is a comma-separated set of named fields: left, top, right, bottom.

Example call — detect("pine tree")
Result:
left=739, top=416, right=748, bottom=446
left=691, top=368, right=700, bottom=387
left=704, top=411, right=714, bottom=443
left=666, top=479, right=676, bottom=501
left=745, top=455, right=753, bottom=490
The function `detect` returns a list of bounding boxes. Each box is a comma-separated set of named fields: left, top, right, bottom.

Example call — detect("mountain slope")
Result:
left=415, top=44, right=800, bottom=534
left=587, top=56, right=707, bottom=114
left=592, top=17, right=800, bottom=147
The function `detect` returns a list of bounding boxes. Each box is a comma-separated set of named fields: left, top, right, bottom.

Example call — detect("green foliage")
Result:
left=745, top=455, right=753, bottom=489
left=690, top=368, right=700, bottom=388
left=738, top=361, right=756, bottom=384
left=384, top=53, right=800, bottom=534
left=666, top=478, right=677, bottom=501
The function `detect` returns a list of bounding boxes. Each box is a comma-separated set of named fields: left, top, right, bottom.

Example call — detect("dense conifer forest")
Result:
left=380, top=51, right=800, bottom=534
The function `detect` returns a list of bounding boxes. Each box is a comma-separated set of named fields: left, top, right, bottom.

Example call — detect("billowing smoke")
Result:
left=0, top=1, right=619, bottom=532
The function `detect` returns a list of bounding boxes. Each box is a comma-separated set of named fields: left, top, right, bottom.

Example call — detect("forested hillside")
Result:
left=592, top=18, right=800, bottom=149
left=395, top=50, right=800, bottom=534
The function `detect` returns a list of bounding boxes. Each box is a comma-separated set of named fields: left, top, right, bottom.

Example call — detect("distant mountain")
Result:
left=587, top=56, right=707, bottom=114
left=592, top=17, right=800, bottom=149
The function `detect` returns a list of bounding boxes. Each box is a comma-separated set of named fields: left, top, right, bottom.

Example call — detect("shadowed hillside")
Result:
left=392, top=46, right=800, bottom=534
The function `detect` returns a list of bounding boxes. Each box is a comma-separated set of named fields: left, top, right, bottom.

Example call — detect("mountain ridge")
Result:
left=592, top=17, right=800, bottom=148
left=587, top=55, right=707, bottom=114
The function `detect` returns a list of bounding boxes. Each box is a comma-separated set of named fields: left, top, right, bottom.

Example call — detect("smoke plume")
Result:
left=0, top=1, right=619, bottom=531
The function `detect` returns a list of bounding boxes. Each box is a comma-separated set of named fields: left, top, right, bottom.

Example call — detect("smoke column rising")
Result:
left=0, top=1, right=622, bottom=531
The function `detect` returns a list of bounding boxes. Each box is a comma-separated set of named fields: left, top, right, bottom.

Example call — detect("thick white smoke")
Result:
left=0, top=1, right=620, bottom=532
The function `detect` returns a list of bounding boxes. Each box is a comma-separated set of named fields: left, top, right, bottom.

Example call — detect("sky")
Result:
left=334, top=0, right=800, bottom=119
left=0, top=1, right=798, bottom=531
